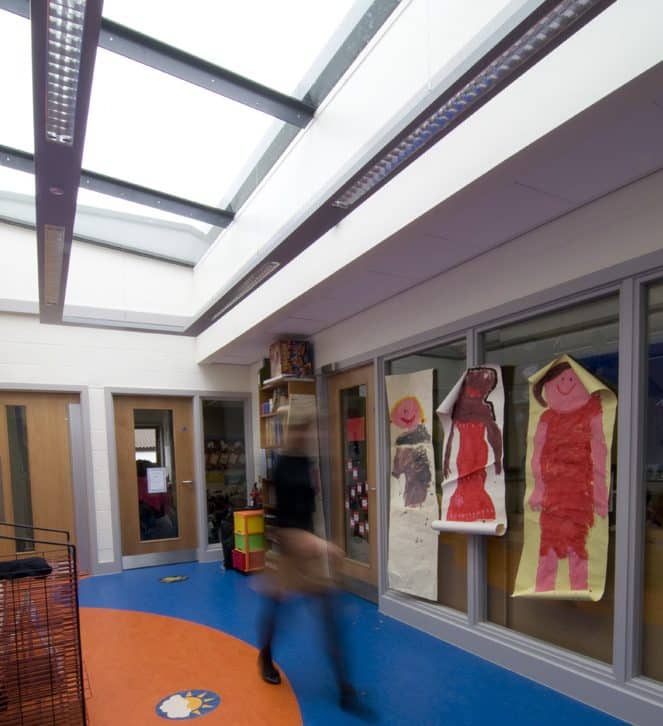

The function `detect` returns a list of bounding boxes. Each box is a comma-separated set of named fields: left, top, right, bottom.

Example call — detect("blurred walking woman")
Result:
left=257, top=416, right=367, bottom=715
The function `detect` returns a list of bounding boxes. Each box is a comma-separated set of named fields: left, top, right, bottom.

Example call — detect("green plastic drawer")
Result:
left=234, top=533, right=265, bottom=552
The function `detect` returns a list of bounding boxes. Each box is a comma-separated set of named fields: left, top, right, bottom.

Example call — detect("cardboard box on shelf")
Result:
left=269, top=340, right=313, bottom=379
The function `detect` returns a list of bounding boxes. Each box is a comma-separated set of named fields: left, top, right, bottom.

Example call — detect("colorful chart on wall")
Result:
left=513, top=355, right=617, bottom=601
left=434, top=365, right=506, bottom=536
left=385, top=369, right=438, bottom=601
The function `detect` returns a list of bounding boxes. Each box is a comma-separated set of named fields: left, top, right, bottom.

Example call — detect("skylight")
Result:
left=0, top=11, right=33, bottom=153
left=101, top=0, right=362, bottom=97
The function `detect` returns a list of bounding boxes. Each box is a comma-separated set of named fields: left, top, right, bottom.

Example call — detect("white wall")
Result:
left=311, top=169, right=663, bottom=366
left=0, top=313, right=249, bottom=566
left=196, top=0, right=663, bottom=359
left=0, top=224, right=38, bottom=309
left=65, top=240, right=194, bottom=322
left=0, top=222, right=195, bottom=326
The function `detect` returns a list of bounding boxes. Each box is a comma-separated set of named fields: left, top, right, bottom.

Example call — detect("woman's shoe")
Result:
left=258, top=649, right=281, bottom=685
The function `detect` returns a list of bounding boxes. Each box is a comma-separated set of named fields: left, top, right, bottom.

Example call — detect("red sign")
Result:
left=346, top=416, right=366, bottom=442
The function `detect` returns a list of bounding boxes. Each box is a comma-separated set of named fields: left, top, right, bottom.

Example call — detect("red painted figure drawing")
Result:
left=530, top=362, right=609, bottom=592
left=443, top=367, right=502, bottom=521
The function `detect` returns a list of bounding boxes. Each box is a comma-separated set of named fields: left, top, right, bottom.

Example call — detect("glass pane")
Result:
left=76, top=186, right=213, bottom=234
left=643, top=281, right=663, bottom=681
left=389, top=339, right=468, bottom=612
left=134, top=410, right=179, bottom=541
left=102, top=0, right=362, bottom=97
left=341, top=385, right=369, bottom=563
left=483, top=295, right=619, bottom=662
left=0, top=11, right=33, bottom=153
left=203, top=400, right=247, bottom=546
left=74, top=186, right=212, bottom=264
left=6, top=406, right=34, bottom=552
left=83, top=48, right=276, bottom=207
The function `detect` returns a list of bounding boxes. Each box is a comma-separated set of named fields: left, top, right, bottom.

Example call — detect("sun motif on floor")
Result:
left=156, top=690, right=221, bottom=720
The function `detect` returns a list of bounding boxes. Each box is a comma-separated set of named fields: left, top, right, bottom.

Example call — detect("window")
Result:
left=389, top=339, right=468, bottom=612
left=643, top=281, right=663, bottom=682
left=483, top=295, right=619, bottom=662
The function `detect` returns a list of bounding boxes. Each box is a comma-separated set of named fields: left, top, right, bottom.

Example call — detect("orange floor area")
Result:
left=80, top=608, right=302, bottom=725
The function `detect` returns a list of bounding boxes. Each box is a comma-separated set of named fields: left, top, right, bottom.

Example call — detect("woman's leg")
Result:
left=258, top=595, right=282, bottom=684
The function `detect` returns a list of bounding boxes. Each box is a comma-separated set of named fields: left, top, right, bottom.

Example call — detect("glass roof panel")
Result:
left=74, top=187, right=212, bottom=264
left=102, top=0, right=364, bottom=97
left=82, top=47, right=276, bottom=206
left=76, top=187, right=212, bottom=235
left=0, top=11, right=34, bottom=153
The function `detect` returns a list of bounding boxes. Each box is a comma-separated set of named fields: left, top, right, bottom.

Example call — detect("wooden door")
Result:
left=0, top=392, right=78, bottom=556
left=114, top=396, right=197, bottom=559
left=328, top=365, right=377, bottom=586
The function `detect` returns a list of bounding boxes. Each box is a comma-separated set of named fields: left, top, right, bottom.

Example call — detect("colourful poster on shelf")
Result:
left=513, top=355, right=617, bottom=601
left=385, top=369, right=438, bottom=601
left=434, top=365, right=506, bottom=536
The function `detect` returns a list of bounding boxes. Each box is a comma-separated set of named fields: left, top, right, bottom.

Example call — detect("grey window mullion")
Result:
left=613, top=276, right=646, bottom=682
left=467, top=327, right=487, bottom=625
left=376, top=355, right=391, bottom=598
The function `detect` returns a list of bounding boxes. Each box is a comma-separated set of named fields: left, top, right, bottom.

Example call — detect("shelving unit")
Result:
left=259, top=376, right=316, bottom=451
left=258, top=375, right=316, bottom=547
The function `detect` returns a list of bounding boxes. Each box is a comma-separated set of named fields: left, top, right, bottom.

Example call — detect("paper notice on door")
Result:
left=147, top=467, right=168, bottom=493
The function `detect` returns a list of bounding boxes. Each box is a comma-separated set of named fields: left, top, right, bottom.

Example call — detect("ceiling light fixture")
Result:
left=43, top=224, right=66, bottom=305
left=332, top=0, right=606, bottom=210
left=211, top=261, right=281, bottom=322
left=46, top=0, right=87, bottom=145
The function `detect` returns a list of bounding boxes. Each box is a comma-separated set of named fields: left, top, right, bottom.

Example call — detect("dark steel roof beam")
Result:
left=31, top=0, right=104, bottom=324
left=0, top=144, right=233, bottom=228
left=99, top=19, right=315, bottom=127
left=1, top=1, right=315, bottom=126
left=79, top=170, right=234, bottom=228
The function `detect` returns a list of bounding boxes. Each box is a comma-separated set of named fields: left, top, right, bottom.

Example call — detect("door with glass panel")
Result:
left=114, top=396, right=197, bottom=566
left=328, top=365, right=377, bottom=587
left=0, top=392, right=78, bottom=556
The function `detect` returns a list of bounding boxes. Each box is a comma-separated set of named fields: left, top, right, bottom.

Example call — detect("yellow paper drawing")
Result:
left=385, top=369, right=439, bottom=602
left=513, top=355, right=617, bottom=601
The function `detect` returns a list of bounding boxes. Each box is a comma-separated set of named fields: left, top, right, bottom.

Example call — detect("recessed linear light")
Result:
left=46, top=0, right=87, bottom=146
left=210, top=261, right=281, bottom=322
left=332, top=0, right=605, bottom=210
left=43, top=224, right=66, bottom=305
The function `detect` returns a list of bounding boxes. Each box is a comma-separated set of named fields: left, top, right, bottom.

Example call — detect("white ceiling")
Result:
left=206, top=61, right=663, bottom=364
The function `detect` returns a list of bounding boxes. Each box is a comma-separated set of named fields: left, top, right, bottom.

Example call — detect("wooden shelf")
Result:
left=262, top=375, right=315, bottom=390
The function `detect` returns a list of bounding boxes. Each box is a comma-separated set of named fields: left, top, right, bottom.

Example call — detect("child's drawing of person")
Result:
left=443, top=367, right=502, bottom=521
left=529, top=362, right=609, bottom=592
left=390, top=396, right=430, bottom=445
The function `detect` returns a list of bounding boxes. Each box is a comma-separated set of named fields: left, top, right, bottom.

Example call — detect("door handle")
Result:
left=181, top=480, right=194, bottom=486
left=368, top=486, right=376, bottom=491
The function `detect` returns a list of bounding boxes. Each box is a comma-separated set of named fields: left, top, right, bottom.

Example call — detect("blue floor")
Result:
left=79, top=562, right=625, bottom=726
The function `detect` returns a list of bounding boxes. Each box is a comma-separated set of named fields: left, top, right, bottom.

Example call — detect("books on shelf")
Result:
left=260, top=389, right=289, bottom=415
left=262, top=416, right=285, bottom=448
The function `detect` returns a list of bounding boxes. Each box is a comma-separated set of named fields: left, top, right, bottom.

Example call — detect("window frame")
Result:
left=369, top=255, right=663, bottom=710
